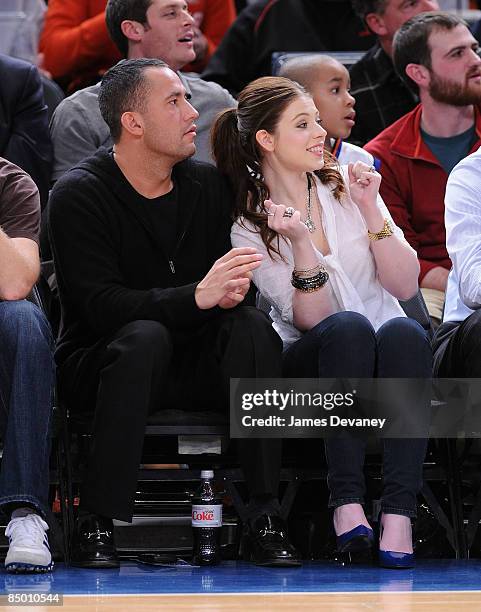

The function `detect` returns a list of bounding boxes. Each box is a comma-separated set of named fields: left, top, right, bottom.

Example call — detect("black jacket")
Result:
left=349, top=43, right=418, bottom=146
left=49, top=148, right=233, bottom=365
left=0, top=54, right=52, bottom=207
left=202, top=0, right=375, bottom=96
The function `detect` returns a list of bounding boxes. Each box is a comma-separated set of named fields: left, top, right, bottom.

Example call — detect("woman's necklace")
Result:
left=304, top=173, right=316, bottom=233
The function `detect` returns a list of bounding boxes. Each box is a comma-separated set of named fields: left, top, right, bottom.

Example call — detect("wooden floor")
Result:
left=27, top=591, right=481, bottom=611
left=2, top=560, right=481, bottom=611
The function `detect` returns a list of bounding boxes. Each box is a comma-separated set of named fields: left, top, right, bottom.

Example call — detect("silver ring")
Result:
left=283, top=206, right=295, bottom=218
left=369, top=165, right=377, bottom=173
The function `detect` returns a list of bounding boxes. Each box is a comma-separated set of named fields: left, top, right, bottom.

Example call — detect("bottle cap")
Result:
left=201, top=470, right=214, bottom=479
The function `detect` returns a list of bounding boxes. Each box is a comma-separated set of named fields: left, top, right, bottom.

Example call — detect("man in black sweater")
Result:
left=202, top=0, right=375, bottom=97
left=49, top=58, right=300, bottom=568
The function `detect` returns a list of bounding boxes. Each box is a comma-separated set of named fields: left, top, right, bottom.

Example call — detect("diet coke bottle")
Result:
left=191, top=469, right=222, bottom=565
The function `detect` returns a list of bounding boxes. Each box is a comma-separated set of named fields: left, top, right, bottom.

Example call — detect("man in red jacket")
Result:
left=365, top=12, right=481, bottom=325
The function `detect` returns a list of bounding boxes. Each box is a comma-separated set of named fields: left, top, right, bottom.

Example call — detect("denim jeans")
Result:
left=0, top=300, right=54, bottom=518
left=283, top=311, right=432, bottom=518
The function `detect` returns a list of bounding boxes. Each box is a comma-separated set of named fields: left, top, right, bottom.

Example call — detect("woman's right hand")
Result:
left=264, top=199, right=309, bottom=245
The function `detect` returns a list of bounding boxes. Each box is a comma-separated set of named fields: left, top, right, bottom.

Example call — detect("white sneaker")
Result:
left=5, top=514, right=53, bottom=573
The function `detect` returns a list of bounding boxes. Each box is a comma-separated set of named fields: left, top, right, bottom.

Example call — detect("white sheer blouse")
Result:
left=231, top=168, right=413, bottom=348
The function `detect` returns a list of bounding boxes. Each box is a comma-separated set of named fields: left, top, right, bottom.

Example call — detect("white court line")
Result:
left=61, top=589, right=481, bottom=598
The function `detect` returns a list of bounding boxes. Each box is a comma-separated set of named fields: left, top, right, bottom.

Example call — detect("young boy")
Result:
left=279, top=55, right=378, bottom=167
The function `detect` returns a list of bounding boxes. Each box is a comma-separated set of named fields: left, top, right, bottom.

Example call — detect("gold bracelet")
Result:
left=367, top=218, right=394, bottom=241
left=293, top=264, right=320, bottom=278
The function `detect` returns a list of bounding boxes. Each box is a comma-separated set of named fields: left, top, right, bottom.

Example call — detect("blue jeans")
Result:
left=0, top=300, right=54, bottom=518
left=283, top=312, right=432, bottom=518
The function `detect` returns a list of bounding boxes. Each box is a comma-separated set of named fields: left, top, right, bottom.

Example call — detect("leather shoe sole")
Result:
left=251, top=554, right=302, bottom=568
left=69, top=556, right=119, bottom=569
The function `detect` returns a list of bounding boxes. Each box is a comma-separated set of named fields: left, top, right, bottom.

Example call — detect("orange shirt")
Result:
left=39, top=0, right=235, bottom=90
left=39, top=0, right=121, bottom=92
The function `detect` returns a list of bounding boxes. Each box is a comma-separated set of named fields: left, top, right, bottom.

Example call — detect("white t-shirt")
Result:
left=231, top=168, right=410, bottom=348
left=334, top=140, right=375, bottom=167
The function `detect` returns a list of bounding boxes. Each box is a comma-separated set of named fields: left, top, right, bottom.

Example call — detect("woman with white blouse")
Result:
left=212, top=76, right=432, bottom=568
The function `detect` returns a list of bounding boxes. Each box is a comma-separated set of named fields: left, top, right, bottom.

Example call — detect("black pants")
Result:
left=283, top=312, right=432, bottom=518
left=58, top=307, right=283, bottom=522
left=433, top=310, right=481, bottom=377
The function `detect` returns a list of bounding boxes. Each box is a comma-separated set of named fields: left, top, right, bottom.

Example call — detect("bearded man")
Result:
left=365, top=11, right=481, bottom=326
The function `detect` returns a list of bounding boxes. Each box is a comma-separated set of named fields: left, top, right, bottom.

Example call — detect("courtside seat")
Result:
left=57, top=401, right=246, bottom=563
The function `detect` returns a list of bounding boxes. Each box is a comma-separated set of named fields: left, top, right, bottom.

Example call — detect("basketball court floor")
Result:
left=2, top=560, right=481, bottom=611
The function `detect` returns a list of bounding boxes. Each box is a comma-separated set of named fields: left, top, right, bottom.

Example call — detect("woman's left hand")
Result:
left=348, top=161, right=381, bottom=213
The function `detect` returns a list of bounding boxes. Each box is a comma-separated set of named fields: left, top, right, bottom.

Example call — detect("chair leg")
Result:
left=421, top=481, right=456, bottom=552
left=224, top=470, right=301, bottom=525
left=280, top=477, right=300, bottom=522
left=224, top=480, right=249, bottom=524
left=466, top=484, right=481, bottom=551
left=445, top=439, right=468, bottom=558
left=56, top=438, right=70, bottom=564
left=58, top=405, right=75, bottom=565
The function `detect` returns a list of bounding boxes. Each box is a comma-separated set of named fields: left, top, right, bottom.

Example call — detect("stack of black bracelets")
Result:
left=291, top=264, right=329, bottom=292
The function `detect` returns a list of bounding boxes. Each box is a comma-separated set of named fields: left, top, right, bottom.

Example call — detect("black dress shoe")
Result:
left=244, top=514, right=302, bottom=567
left=70, top=513, right=119, bottom=568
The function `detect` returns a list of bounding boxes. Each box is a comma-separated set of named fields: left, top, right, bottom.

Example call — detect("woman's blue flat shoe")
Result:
left=379, top=549, right=415, bottom=569
left=336, top=525, right=374, bottom=553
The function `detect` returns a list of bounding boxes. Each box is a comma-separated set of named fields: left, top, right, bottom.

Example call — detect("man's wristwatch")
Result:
left=367, top=218, right=394, bottom=241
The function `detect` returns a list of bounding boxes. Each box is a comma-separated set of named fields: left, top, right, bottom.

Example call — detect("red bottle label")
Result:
left=192, top=504, right=222, bottom=527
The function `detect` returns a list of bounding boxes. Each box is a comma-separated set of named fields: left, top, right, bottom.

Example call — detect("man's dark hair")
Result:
left=99, top=58, right=168, bottom=142
left=393, top=12, right=467, bottom=93
left=351, top=0, right=388, bottom=21
left=106, top=0, right=153, bottom=57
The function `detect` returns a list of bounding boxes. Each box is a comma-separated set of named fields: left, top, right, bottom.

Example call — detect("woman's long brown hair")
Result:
left=211, top=76, right=346, bottom=259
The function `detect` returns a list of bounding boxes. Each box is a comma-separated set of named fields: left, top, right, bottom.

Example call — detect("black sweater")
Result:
left=49, top=148, right=233, bottom=365
left=202, top=0, right=374, bottom=96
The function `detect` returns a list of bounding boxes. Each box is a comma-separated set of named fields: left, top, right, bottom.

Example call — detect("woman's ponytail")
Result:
left=211, top=108, right=254, bottom=218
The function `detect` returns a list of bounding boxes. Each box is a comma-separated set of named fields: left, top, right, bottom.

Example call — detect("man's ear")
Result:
left=255, top=129, right=275, bottom=153
left=405, top=63, right=430, bottom=89
left=120, top=20, right=144, bottom=43
left=365, top=12, right=388, bottom=37
left=120, top=111, right=144, bottom=137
